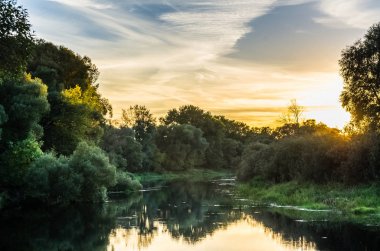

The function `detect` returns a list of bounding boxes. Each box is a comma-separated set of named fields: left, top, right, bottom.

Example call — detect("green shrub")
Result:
left=69, top=142, right=116, bottom=202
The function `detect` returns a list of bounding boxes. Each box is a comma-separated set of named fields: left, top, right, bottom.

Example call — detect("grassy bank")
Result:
left=135, top=169, right=233, bottom=184
left=238, top=178, right=380, bottom=216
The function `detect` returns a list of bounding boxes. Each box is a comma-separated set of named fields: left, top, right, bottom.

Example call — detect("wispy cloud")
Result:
left=19, top=0, right=370, bottom=127
left=317, top=0, right=380, bottom=29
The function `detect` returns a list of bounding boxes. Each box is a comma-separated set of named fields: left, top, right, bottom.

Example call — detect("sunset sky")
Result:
left=18, top=0, right=380, bottom=128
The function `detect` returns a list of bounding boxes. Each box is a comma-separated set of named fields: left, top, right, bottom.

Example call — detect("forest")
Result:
left=1, top=0, right=380, bottom=209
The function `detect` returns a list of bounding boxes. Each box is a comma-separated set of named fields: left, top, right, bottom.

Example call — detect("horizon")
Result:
left=19, top=0, right=380, bottom=128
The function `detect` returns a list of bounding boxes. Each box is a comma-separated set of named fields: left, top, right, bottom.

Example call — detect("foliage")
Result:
left=237, top=142, right=273, bottom=181
left=237, top=121, right=348, bottom=183
left=340, top=132, right=380, bottom=183
left=340, top=22, right=380, bottom=130
left=25, top=153, right=81, bottom=204
left=42, top=85, right=108, bottom=155
left=26, top=41, right=111, bottom=155
left=122, top=105, right=163, bottom=171
left=238, top=180, right=380, bottom=215
left=162, top=105, right=226, bottom=168
left=0, top=0, right=33, bottom=75
left=24, top=143, right=142, bottom=204
left=110, top=170, right=142, bottom=193
left=28, top=40, right=99, bottom=92
left=101, top=126, right=143, bottom=171
left=156, top=124, right=208, bottom=171
left=0, top=74, right=49, bottom=146
left=69, top=142, right=117, bottom=202
left=0, top=135, right=43, bottom=187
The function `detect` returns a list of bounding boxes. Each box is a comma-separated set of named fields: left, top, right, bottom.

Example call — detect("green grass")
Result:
left=135, top=169, right=233, bottom=184
left=238, top=178, right=380, bottom=217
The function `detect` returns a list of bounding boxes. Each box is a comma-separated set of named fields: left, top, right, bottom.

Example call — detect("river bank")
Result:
left=136, top=170, right=380, bottom=222
left=134, top=169, right=233, bottom=183
left=238, top=178, right=380, bottom=222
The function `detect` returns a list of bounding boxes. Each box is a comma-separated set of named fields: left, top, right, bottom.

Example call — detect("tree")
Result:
left=27, top=41, right=111, bottom=154
left=280, top=99, right=304, bottom=125
left=162, top=105, right=226, bottom=168
left=101, top=126, right=143, bottom=171
left=121, top=105, right=162, bottom=170
left=121, top=105, right=156, bottom=143
left=156, top=124, right=208, bottom=170
left=42, top=85, right=110, bottom=155
left=340, top=22, right=380, bottom=130
left=0, top=74, right=49, bottom=146
left=0, top=0, right=33, bottom=75
left=28, top=40, right=99, bottom=92
left=69, top=142, right=116, bottom=202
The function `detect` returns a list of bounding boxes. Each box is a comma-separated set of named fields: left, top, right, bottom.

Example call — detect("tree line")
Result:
left=1, top=0, right=380, bottom=207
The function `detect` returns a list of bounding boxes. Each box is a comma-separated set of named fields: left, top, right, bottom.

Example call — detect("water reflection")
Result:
left=1, top=180, right=380, bottom=251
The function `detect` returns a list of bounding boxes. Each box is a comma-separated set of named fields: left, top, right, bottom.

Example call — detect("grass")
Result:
left=238, top=178, right=380, bottom=217
left=135, top=169, right=233, bottom=184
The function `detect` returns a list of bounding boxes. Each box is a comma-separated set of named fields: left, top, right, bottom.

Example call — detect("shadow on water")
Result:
left=1, top=179, right=380, bottom=250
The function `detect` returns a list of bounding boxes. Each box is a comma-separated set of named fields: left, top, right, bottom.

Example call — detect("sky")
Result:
left=18, top=0, right=380, bottom=128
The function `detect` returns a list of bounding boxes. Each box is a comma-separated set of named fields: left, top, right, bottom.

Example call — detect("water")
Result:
left=1, top=179, right=380, bottom=251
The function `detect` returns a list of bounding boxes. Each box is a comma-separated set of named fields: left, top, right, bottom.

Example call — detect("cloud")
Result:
left=18, top=0, right=358, bottom=128
left=317, top=0, right=380, bottom=29
left=228, top=2, right=363, bottom=72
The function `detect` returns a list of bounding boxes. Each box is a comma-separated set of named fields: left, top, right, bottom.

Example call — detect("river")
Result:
left=1, top=178, right=379, bottom=250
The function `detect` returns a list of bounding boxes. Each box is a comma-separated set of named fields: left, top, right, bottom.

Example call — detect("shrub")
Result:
left=69, top=142, right=116, bottom=202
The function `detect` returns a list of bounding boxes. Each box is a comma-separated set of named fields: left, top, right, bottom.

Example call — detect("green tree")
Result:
left=0, top=74, right=49, bottom=146
left=122, top=105, right=162, bottom=170
left=162, top=105, right=225, bottom=168
left=43, top=85, right=109, bottom=155
left=69, top=142, right=116, bottom=202
left=27, top=41, right=111, bottom=154
left=340, top=22, right=380, bottom=130
left=0, top=135, right=43, bottom=187
left=101, top=126, right=143, bottom=171
left=0, top=0, right=33, bottom=75
left=28, top=40, right=99, bottom=92
left=25, top=153, right=81, bottom=204
left=156, top=124, right=208, bottom=171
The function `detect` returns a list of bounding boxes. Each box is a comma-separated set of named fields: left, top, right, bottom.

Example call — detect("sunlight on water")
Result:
left=107, top=217, right=316, bottom=251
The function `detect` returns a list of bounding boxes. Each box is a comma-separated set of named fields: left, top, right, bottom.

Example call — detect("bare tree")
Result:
left=280, top=99, right=304, bottom=125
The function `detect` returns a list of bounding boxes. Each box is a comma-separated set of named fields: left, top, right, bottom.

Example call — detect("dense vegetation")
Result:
left=1, top=0, right=380, bottom=209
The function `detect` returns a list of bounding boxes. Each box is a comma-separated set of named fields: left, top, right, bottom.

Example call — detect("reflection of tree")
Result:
left=2, top=181, right=380, bottom=251
left=109, top=181, right=244, bottom=245
left=0, top=204, right=116, bottom=251
left=248, top=209, right=380, bottom=251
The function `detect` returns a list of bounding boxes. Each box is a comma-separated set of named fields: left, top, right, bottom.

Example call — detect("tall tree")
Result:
left=0, top=0, right=33, bottom=75
left=121, top=105, right=162, bottom=170
left=162, top=105, right=225, bottom=168
left=27, top=41, right=111, bottom=154
left=340, top=22, right=380, bottom=130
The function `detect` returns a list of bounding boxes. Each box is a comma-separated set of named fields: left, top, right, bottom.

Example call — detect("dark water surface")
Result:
left=1, top=179, right=380, bottom=251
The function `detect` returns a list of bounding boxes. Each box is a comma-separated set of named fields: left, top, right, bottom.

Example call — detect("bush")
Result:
left=69, top=142, right=117, bottom=202
left=110, top=170, right=142, bottom=193
left=0, top=135, right=43, bottom=187
left=340, top=132, right=380, bottom=183
left=237, top=128, right=347, bottom=184
left=25, top=153, right=82, bottom=204
left=237, top=142, right=273, bottom=181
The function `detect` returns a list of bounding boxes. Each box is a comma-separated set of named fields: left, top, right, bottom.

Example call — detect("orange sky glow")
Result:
left=19, top=0, right=380, bottom=128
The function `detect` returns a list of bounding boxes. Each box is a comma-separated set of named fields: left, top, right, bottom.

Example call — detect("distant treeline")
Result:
left=1, top=0, right=380, bottom=207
